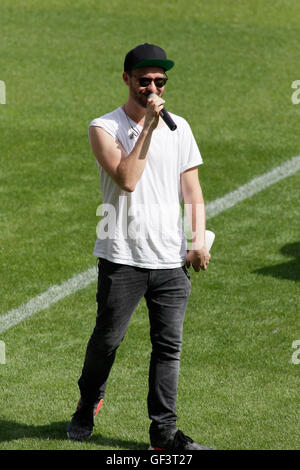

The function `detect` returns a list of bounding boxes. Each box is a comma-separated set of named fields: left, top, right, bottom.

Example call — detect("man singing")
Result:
left=68, top=43, right=212, bottom=451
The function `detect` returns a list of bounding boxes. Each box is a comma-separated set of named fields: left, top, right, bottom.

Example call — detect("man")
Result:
left=68, top=43, right=212, bottom=450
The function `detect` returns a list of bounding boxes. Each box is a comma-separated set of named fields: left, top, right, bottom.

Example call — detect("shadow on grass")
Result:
left=0, top=419, right=148, bottom=450
left=253, top=242, right=300, bottom=282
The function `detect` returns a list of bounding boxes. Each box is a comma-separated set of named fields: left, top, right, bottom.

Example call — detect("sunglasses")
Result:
left=135, top=76, right=168, bottom=88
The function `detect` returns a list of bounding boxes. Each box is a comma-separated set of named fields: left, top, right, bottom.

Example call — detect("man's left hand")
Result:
left=185, top=248, right=211, bottom=272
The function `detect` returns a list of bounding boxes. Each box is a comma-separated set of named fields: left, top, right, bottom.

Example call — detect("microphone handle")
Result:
left=160, top=108, right=177, bottom=131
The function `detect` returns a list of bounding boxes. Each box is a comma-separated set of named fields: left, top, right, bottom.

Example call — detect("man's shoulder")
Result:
left=89, top=107, right=126, bottom=140
left=90, top=107, right=122, bottom=126
left=89, top=107, right=123, bottom=128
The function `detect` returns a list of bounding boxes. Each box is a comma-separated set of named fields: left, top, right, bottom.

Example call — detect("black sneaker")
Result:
left=67, top=397, right=103, bottom=441
left=149, top=429, right=213, bottom=451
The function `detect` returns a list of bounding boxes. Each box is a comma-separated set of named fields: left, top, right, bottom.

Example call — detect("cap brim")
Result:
left=132, top=58, right=174, bottom=71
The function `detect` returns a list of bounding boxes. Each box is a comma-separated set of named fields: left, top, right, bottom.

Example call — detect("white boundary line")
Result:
left=0, top=268, right=98, bottom=334
left=205, top=154, right=300, bottom=218
left=1, top=155, right=299, bottom=334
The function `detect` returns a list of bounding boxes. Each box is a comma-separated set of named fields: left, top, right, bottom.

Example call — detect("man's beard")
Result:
left=129, top=83, right=148, bottom=108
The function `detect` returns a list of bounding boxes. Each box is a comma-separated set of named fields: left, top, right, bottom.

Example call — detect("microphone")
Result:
left=148, top=93, right=177, bottom=131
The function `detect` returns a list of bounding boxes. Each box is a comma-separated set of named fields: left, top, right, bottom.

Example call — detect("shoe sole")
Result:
left=148, top=446, right=166, bottom=450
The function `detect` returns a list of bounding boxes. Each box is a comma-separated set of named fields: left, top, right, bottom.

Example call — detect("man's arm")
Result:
left=89, top=96, right=164, bottom=192
left=181, top=166, right=211, bottom=271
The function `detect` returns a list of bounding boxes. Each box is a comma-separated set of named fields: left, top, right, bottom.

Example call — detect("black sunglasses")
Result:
left=135, top=76, right=168, bottom=88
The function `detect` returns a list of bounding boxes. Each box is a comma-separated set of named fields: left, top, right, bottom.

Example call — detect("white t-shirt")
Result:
left=89, top=106, right=203, bottom=269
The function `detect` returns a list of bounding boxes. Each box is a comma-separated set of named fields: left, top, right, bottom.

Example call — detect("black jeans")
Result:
left=78, top=258, right=191, bottom=438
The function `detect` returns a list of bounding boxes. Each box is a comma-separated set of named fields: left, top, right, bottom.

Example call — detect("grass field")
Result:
left=0, top=0, right=299, bottom=450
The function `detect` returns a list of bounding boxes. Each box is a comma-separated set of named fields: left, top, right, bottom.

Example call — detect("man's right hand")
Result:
left=145, top=94, right=165, bottom=130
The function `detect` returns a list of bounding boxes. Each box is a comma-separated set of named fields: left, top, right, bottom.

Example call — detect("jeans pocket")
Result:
left=182, top=265, right=191, bottom=281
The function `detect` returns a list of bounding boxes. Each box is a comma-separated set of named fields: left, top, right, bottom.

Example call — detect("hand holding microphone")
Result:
left=148, top=93, right=177, bottom=131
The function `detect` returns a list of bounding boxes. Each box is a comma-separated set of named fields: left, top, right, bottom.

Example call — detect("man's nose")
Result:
left=147, top=81, right=158, bottom=94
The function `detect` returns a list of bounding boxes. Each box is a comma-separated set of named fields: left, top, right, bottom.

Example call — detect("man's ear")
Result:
left=122, top=71, right=130, bottom=86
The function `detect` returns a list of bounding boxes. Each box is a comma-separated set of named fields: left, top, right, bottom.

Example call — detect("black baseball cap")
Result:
left=124, top=43, right=174, bottom=73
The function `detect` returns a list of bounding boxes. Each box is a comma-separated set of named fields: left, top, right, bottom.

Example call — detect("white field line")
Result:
left=0, top=268, right=98, bottom=334
left=0, top=155, right=300, bottom=334
left=205, top=154, right=300, bottom=218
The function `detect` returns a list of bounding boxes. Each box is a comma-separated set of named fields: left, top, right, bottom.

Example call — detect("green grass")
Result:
left=0, top=0, right=300, bottom=450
